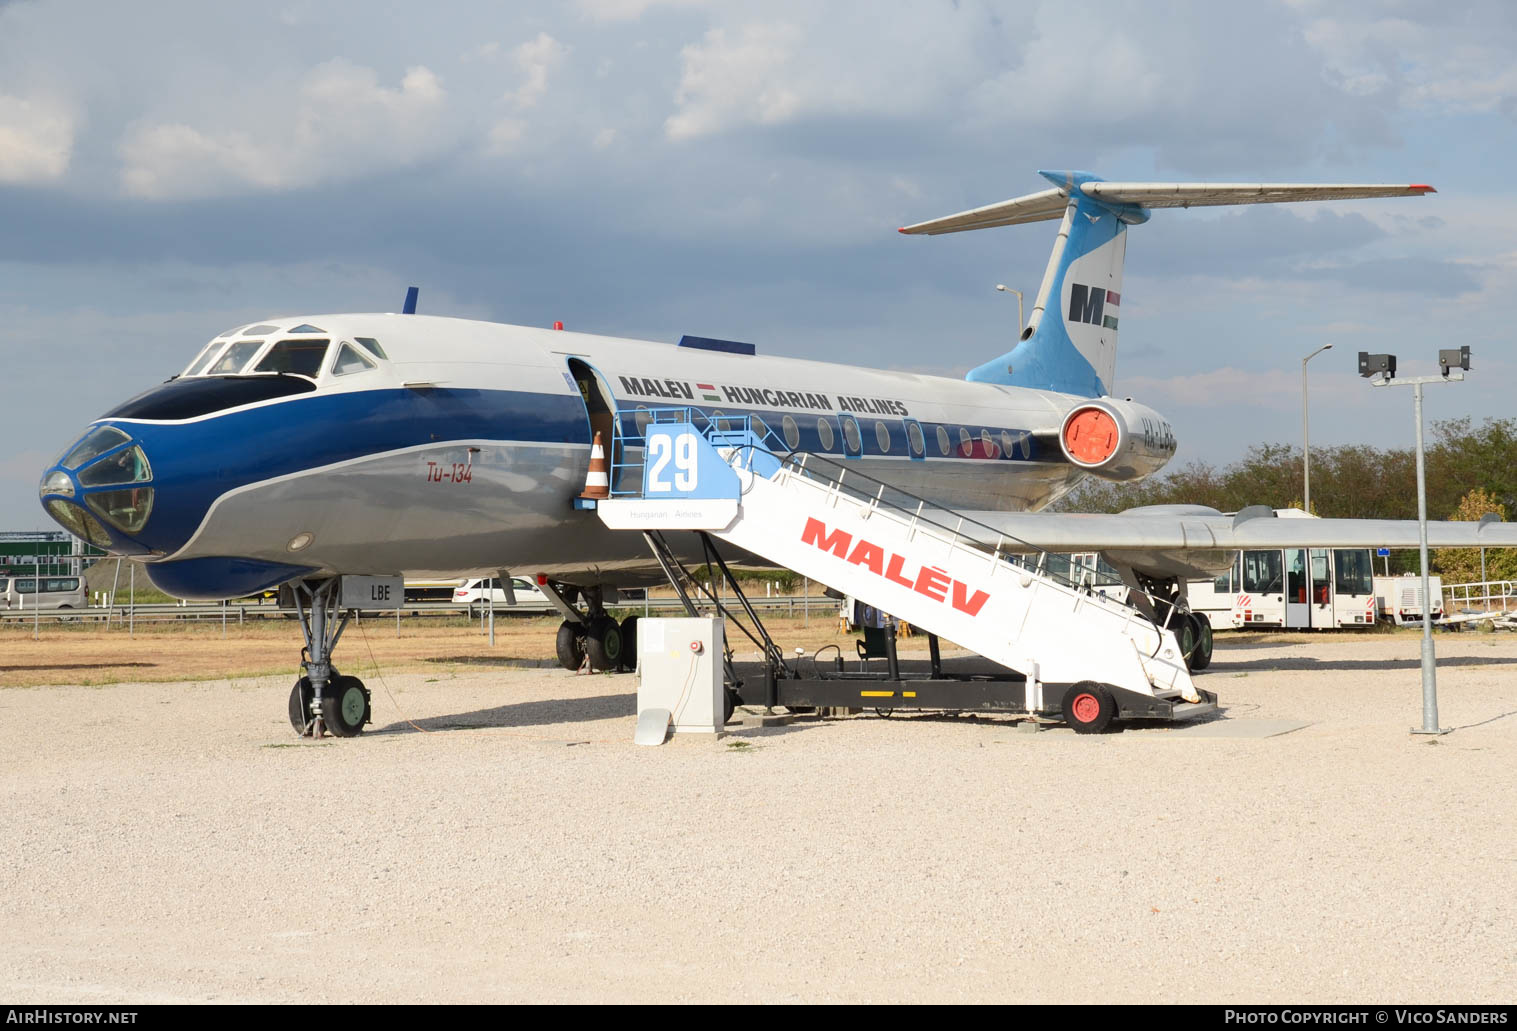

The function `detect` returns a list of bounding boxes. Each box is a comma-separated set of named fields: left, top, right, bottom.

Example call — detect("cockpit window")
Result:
left=244, top=324, right=279, bottom=335
left=331, top=342, right=376, bottom=377
left=79, top=445, right=152, bottom=487
left=286, top=323, right=326, bottom=334
left=354, top=336, right=387, bottom=360
left=254, top=339, right=329, bottom=378
left=185, top=341, right=227, bottom=377
left=207, top=340, right=265, bottom=375
left=215, top=326, right=246, bottom=339
left=62, top=426, right=130, bottom=468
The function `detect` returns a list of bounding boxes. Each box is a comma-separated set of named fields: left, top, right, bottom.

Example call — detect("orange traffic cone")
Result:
left=580, top=431, right=610, bottom=499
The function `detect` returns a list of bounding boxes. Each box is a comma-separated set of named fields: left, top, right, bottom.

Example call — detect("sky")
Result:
left=2, top=0, right=1514, bottom=528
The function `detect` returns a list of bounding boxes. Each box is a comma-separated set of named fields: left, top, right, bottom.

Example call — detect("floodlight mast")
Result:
left=1362, top=348, right=1472, bottom=735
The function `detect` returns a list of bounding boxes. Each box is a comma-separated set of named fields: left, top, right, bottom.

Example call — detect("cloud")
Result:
left=0, top=94, right=74, bottom=183
left=119, top=60, right=449, bottom=199
left=573, top=0, right=709, bottom=22
left=665, top=23, right=803, bottom=140
left=503, top=32, right=568, bottom=111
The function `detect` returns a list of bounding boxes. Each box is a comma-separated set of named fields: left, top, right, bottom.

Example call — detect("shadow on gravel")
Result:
left=419, top=654, right=555, bottom=668
left=1211, top=654, right=1517, bottom=672
left=371, top=691, right=637, bottom=734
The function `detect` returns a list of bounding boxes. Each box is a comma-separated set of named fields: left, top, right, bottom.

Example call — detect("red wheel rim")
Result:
left=1071, top=692, right=1101, bottom=724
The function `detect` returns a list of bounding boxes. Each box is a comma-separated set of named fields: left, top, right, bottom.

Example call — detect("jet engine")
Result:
left=1058, top=397, right=1176, bottom=482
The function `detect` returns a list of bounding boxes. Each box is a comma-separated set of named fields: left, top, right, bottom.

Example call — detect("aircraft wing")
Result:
left=955, top=506, right=1517, bottom=580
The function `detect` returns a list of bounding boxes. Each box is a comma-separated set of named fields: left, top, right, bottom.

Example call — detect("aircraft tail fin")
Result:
left=898, top=172, right=1434, bottom=398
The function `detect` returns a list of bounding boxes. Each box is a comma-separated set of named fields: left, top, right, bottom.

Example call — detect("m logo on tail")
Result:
left=1068, top=283, right=1119, bottom=331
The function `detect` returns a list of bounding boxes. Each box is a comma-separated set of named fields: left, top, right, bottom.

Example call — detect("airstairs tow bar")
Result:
left=596, top=410, right=1217, bottom=732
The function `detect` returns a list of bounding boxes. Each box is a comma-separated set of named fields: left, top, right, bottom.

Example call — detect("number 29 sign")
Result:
left=640, top=425, right=739, bottom=500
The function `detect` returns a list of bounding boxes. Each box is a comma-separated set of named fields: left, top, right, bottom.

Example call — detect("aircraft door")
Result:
left=566, top=358, right=624, bottom=491
left=838, top=413, right=863, bottom=458
left=1285, top=548, right=1310, bottom=628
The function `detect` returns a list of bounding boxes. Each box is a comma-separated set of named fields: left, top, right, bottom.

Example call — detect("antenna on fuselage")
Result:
left=403, top=286, right=419, bottom=315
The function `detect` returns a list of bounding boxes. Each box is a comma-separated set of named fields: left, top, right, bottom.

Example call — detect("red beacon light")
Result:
left=553, top=321, right=564, bottom=331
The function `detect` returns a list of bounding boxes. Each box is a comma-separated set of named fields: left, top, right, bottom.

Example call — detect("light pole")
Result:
left=1301, top=343, right=1333, bottom=514
left=1361, top=346, right=1472, bottom=736
left=995, top=284, right=1024, bottom=336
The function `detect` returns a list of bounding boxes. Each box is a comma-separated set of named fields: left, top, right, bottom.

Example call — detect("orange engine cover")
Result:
left=1062, top=407, right=1121, bottom=465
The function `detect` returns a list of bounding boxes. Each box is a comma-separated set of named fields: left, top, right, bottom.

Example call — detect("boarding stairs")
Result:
left=596, top=412, right=1204, bottom=714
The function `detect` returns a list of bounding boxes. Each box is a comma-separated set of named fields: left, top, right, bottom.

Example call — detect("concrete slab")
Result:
left=1166, top=718, right=1311, bottom=739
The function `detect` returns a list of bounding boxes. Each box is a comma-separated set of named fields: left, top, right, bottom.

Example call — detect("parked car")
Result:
left=452, top=576, right=552, bottom=615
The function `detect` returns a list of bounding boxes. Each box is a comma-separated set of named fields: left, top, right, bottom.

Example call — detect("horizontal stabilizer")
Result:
left=899, top=179, right=1434, bottom=236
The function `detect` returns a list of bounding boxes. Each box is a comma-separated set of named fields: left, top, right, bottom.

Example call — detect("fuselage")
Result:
left=38, top=313, right=1176, bottom=600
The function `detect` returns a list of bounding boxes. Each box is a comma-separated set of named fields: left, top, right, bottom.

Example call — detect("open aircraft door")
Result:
left=566, top=358, right=626, bottom=492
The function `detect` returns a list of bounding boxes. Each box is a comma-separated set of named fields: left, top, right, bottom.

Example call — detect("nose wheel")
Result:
left=286, top=578, right=365, bottom=738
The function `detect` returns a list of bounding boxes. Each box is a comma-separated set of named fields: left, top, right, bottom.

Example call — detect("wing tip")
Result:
left=1410, top=184, right=1436, bottom=193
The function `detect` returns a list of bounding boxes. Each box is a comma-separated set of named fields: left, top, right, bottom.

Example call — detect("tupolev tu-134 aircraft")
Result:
left=38, top=169, right=1517, bottom=733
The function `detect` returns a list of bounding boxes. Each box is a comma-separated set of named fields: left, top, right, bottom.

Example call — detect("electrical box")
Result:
left=636, top=617, right=725, bottom=734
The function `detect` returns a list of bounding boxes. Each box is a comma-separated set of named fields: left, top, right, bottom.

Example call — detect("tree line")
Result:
left=1053, top=416, right=1517, bottom=583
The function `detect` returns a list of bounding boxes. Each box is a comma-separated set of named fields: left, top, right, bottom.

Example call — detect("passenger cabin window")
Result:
left=875, top=421, right=891, bottom=452
left=981, top=429, right=1000, bottom=458
left=781, top=416, right=800, bottom=450
left=331, top=342, right=376, bottom=377
left=816, top=418, right=836, bottom=451
left=907, top=422, right=924, bottom=456
left=254, top=339, right=329, bottom=378
left=207, top=340, right=264, bottom=375
left=936, top=426, right=951, bottom=455
left=958, top=427, right=973, bottom=457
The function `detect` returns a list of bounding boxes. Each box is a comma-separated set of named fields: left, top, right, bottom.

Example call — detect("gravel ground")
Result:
left=1, top=633, right=1515, bottom=1004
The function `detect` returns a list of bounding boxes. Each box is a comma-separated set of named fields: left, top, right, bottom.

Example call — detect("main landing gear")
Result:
left=287, top=578, right=371, bottom=738
left=541, top=582, right=637, bottom=673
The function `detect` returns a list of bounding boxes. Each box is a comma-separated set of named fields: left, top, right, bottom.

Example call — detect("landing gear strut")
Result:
left=287, top=578, right=371, bottom=738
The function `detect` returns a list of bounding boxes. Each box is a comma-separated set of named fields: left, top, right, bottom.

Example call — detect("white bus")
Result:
left=2, top=574, right=88, bottom=611
left=1189, top=547, right=1378, bottom=630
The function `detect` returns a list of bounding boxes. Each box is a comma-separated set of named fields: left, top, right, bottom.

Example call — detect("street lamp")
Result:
left=1302, top=343, right=1333, bottom=514
left=1360, top=346, right=1472, bottom=736
left=995, top=284, right=1024, bottom=336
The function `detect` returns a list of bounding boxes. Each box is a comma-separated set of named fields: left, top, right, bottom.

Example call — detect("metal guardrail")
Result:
left=1442, top=580, right=1517, bottom=613
left=0, top=594, right=837, bottom=628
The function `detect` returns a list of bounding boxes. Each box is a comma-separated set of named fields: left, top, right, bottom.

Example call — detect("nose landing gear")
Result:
left=287, top=578, right=371, bottom=738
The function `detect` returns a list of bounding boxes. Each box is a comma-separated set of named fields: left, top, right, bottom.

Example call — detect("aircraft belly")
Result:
left=169, top=443, right=658, bottom=578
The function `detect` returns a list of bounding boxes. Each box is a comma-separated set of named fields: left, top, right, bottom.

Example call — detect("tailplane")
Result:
left=899, top=172, right=1435, bottom=398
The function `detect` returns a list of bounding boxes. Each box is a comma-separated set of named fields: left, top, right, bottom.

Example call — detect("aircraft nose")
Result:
left=39, top=425, right=157, bottom=555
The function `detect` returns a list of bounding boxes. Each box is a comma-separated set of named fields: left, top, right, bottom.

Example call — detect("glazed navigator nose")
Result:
left=39, top=424, right=156, bottom=554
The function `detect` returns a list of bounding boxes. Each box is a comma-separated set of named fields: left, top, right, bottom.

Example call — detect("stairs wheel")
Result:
left=1064, top=681, right=1117, bottom=734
